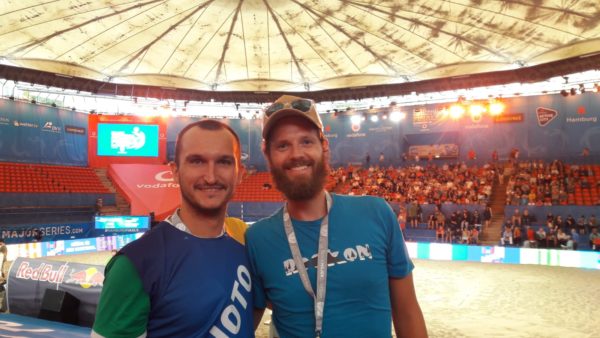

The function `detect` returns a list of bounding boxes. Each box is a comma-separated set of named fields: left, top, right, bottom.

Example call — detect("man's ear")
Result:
left=261, top=140, right=267, bottom=156
left=237, top=163, right=246, bottom=184
left=322, top=137, right=330, bottom=154
left=169, top=161, right=179, bottom=184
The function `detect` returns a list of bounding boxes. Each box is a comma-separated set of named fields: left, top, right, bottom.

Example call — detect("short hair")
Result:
left=173, top=119, right=241, bottom=166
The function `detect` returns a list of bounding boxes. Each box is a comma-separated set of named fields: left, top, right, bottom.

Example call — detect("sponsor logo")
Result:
left=111, top=127, right=146, bottom=154
left=536, top=107, right=558, bottom=127
left=136, top=182, right=180, bottom=189
left=66, top=267, right=104, bottom=288
left=42, top=121, right=61, bottom=133
left=209, top=265, right=251, bottom=337
left=368, top=126, right=393, bottom=132
left=155, top=170, right=174, bottom=182
left=283, top=244, right=372, bottom=276
left=412, top=108, right=436, bottom=129
left=15, top=262, right=68, bottom=284
left=566, top=116, right=597, bottom=123
left=147, top=171, right=181, bottom=188
left=65, top=125, right=86, bottom=135
left=13, top=120, right=38, bottom=128
left=493, top=113, right=524, bottom=123
left=351, top=123, right=361, bottom=132
left=1, top=225, right=85, bottom=239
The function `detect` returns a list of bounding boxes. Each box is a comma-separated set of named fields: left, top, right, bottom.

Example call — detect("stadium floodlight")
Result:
left=350, top=115, right=362, bottom=124
left=390, top=111, right=405, bottom=122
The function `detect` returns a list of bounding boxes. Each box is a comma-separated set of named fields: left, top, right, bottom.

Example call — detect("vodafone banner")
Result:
left=108, top=164, right=181, bottom=221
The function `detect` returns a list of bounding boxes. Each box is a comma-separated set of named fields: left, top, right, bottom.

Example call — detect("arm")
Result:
left=91, top=255, right=150, bottom=338
left=389, top=274, right=428, bottom=338
left=253, top=308, right=266, bottom=331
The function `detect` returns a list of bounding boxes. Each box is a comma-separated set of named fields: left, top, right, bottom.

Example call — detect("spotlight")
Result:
left=390, top=111, right=405, bottom=122
left=468, top=103, right=486, bottom=117
left=370, top=115, right=379, bottom=122
left=489, top=101, right=505, bottom=116
left=449, top=104, right=465, bottom=120
left=350, top=115, right=362, bottom=124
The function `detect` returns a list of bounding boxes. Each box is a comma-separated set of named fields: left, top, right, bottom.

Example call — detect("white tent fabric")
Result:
left=1, top=0, right=599, bottom=92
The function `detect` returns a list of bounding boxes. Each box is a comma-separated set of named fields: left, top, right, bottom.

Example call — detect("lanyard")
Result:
left=282, top=192, right=332, bottom=338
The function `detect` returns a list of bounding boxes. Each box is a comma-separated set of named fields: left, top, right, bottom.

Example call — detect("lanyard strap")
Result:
left=283, top=192, right=332, bottom=338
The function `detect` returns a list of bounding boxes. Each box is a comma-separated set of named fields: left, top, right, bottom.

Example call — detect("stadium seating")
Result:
left=0, top=162, right=110, bottom=194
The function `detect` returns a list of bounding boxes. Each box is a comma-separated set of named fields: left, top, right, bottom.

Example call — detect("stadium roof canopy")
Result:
left=1, top=0, right=600, bottom=103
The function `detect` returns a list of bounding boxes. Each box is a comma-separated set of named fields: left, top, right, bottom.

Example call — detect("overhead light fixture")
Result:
left=449, top=104, right=465, bottom=120
left=488, top=100, right=505, bottom=116
left=390, top=111, right=405, bottom=122
left=350, top=115, right=362, bottom=124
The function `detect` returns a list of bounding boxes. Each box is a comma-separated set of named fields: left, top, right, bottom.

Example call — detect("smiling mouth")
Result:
left=195, top=185, right=226, bottom=192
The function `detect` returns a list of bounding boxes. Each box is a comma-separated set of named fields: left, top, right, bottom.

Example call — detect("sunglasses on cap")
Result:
left=265, top=98, right=314, bottom=117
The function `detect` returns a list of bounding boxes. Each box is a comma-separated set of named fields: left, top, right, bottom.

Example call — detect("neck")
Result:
left=178, top=206, right=226, bottom=237
left=286, top=190, right=328, bottom=221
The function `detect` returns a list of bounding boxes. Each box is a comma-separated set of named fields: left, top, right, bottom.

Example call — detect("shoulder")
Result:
left=245, top=209, right=283, bottom=241
left=332, top=193, right=391, bottom=212
left=225, top=217, right=248, bottom=245
left=120, top=222, right=172, bottom=253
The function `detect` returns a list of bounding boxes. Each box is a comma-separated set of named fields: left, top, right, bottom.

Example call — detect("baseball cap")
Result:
left=262, top=95, right=323, bottom=139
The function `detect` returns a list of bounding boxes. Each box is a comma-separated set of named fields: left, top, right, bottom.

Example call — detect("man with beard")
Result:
left=246, top=95, right=427, bottom=338
left=93, top=120, right=253, bottom=338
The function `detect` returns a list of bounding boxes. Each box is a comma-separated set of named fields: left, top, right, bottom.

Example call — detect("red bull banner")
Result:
left=108, top=163, right=181, bottom=221
left=7, top=257, right=105, bottom=327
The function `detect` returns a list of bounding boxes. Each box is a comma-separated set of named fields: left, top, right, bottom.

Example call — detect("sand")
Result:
left=45, top=252, right=600, bottom=338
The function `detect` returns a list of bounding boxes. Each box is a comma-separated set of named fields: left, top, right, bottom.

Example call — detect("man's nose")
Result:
left=203, top=162, right=217, bottom=184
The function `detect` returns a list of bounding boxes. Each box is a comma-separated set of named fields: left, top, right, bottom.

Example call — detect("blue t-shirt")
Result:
left=119, top=222, right=254, bottom=338
left=246, top=194, right=414, bottom=338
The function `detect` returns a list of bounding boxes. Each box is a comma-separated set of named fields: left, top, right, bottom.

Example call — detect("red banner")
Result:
left=108, top=164, right=180, bottom=221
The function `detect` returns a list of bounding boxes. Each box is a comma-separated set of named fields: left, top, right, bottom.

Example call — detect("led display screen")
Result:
left=95, top=215, right=150, bottom=231
left=97, top=123, right=159, bottom=157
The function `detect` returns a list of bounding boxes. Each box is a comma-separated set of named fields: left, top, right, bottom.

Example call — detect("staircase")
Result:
left=94, top=168, right=131, bottom=215
left=479, top=166, right=508, bottom=245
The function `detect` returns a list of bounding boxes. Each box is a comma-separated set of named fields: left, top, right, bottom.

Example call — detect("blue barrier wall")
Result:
left=0, top=193, right=115, bottom=207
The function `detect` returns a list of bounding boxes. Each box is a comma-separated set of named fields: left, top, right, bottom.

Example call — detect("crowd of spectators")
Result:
left=499, top=210, right=599, bottom=251
left=504, top=159, right=600, bottom=206
left=328, top=162, right=497, bottom=206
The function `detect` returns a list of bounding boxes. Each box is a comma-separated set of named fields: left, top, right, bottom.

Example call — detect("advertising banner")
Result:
left=0, top=98, right=87, bottom=165
left=108, top=164, right=180, bottom=220
left=0, top=223, right=94, bottom=244
left=7, top=257, right=106, bottom=327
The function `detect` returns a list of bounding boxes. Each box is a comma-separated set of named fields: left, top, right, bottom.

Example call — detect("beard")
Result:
left=270, top=154, right=328, bottom=201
